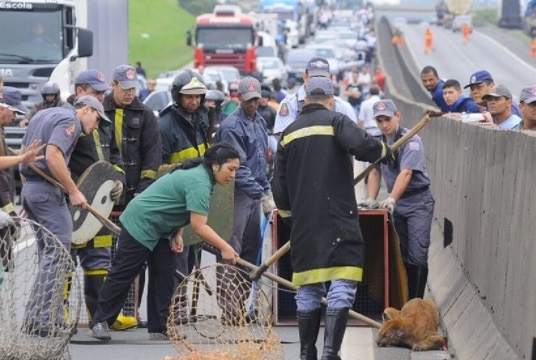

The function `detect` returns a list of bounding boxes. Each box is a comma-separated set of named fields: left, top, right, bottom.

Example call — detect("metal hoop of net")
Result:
left=167, top=263, right=283, bottom=360
left=0, top=216, right=80, bottom=360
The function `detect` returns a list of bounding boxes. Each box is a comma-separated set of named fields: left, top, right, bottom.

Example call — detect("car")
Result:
left=142, top=89, right=172, bottom=118
left=285, top=49, right=316, bottom=83
left=257, top=56, right=289, bottom=85
left=204, top=65, right=241, bottom=92
left=452, top=15, right=472, bottom=32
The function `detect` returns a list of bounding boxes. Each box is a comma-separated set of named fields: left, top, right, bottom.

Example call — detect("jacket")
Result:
left=104, top=94, right=161, bottom=205
left=273, top=103, right=386, bottom=286
left=215, top=106, right=270, bottom=200
left=159, top=104, right=210, bottom=164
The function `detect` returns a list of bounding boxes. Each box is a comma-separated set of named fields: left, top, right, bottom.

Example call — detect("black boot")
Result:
left=297, top=308, right=322, bottom=360
left=320, top=307, right=349, bottom=360
left=84, top=273, right=107, bottom=321
left=406, top=265, right=428, bottom=299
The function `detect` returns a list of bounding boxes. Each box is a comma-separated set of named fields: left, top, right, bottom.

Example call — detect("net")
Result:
left=0, top=216, right=80, bottom=360
left=167, top=263, right=283, bottom=360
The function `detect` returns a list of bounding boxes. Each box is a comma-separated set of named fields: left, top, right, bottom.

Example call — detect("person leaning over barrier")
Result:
left=88, top=143, right=240, bottom=341
left=480, top=84, right=521, bottom=130
left=514, top=85, right=536, bottom=131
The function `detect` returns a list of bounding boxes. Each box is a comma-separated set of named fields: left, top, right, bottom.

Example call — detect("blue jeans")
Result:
left=295, top=279, right=357, bottom=312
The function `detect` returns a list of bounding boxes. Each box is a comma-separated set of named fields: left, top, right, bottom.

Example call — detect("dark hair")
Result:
left=369, top=85, right=380, bottom=96
left=443, top=79, right=461, bottom=91
left=420, top=65, right=438, bottom=77
left=180, top=142, right=240, bottom=170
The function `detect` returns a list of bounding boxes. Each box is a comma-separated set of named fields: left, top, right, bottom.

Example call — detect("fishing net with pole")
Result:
left=165, top=263, right=284, bottom=360
left=0, top=216, right=80, bottom=360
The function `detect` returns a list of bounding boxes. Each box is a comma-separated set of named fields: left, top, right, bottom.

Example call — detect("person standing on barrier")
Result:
left=104, top=64, right=162, bottom=330
left=273, top=77, right=393, bottom=360
left=20, top=96, right=111, bottom=337
left=88, top=143, right=240, bottom=341
left=364, top=99, right=435, bottom=300
left=66, top=69, right=126, bottom=326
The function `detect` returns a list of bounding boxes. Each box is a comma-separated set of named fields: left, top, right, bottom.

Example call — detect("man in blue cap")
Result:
left=273, top=77, right=392, bottom=360
left=464, top=70, right=521, bottom=116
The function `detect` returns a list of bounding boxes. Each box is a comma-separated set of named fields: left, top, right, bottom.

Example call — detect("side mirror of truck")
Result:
left=77, top=28, right=93, bottom=58
left=186, top=30, right=192, bottom=46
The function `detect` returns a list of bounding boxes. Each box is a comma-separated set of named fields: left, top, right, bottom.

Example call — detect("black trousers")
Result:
left=92, top=229, right=176, bottom=333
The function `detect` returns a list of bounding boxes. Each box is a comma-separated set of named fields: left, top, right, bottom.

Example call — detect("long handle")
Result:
left=23, top=160, right=121, bottom=236
left=249, top=240, right=291, bottom=281
left=354, top=115, right=431, bottom=185
left=202, top=243, right=382, bottom=328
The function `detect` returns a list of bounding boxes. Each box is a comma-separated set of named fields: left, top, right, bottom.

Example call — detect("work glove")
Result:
left=261, top=191, right=277, bottom=216
left=358, top=197, right=378, bottom=209
left=378, top=197, right=396, bottom=213
left=379, top=143, right=396, bottom=167
left=110, top=180, right=124, bottom=203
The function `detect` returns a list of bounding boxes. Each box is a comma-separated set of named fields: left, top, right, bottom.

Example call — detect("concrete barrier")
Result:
left=375, top=16, right=535, bottom=360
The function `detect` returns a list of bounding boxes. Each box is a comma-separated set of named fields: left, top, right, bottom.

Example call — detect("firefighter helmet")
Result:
left=171, top=69, right=207, bottom=105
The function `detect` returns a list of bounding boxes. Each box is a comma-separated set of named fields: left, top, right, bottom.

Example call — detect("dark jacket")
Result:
left=273, top=103, right=386, bottom=286
left=159, top=104, right=210, bottom=164
left=103, top=94, right=161, bottom=206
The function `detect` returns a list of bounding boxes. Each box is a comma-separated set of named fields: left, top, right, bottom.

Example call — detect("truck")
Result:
left=260, top=0, right=313, bottom=47
left=435, top=0, right=471, bottom=29
left=0, top=0, right=128, bottom=193
left=0, top=0, right=128, bottom=147
left=523, top=0, right=536, bottom=36
left=497, top=0, right=522, bottom=29
left=186, top=7, right=257, bottom=74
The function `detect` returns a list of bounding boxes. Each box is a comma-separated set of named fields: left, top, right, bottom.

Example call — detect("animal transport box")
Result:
left=271, top=209, right=408, bottom=325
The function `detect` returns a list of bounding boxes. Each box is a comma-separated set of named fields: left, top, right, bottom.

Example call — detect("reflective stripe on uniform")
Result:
left=141, top=169, right=157, bottom=180
left=114, top=108, right=124, bottom=157
left=292, top=266, right=363, bottom=286
left=1, top=202, right=15, bottom=213
left=280, top=125, right=334, bottom=147
left=92, top=130, right=104, bottom=160
left=93, top=234, right=113, bottom=248
left=169, top=143, right=207, bottom=164
left=278, top=209, right=292, bottom=218
left=84, top=269, right=109, bottom=276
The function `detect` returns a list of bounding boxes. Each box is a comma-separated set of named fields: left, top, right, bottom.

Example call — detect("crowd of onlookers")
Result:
left=420, top=66, right=536, bottom=131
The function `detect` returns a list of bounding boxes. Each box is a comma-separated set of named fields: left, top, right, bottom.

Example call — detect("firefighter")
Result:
left=103, top=64, right=162, bottom=331
left=158, top=69, right=210, bottom=333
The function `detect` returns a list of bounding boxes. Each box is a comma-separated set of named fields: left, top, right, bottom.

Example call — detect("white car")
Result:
left=257, top=57, right=289, bottom=85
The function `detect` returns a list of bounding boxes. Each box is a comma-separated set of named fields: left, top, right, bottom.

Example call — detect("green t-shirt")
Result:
left=120, top=164, right=214, bottom=250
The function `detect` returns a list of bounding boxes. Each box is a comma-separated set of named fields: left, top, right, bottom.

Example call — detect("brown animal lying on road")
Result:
left=376, top=298, right=446, bottom=351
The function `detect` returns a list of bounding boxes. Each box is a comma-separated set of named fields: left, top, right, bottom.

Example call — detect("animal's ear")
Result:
left=396, top=329, right=405, bottom=338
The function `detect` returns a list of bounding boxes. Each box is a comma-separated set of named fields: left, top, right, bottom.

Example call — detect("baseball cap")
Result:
left=482, top=84, right=512, bottom=100
left=75, top=95, right=111, bottom=126
left=0, top=86, right=28, bottom=115
left=75, top=69, right=111, bottom=92
left=112, top=64, right=139, bottom=89
left=306, top=57, right=330, bottom=78
left=305, top=77, right=334, bottom=96
left=519, top=85, right=536, bottom=103
left=373, top=99, right=398, bottom=119
left=463, top=70, right=493, bottom=89
left=238, top=76, right=261, bottom=101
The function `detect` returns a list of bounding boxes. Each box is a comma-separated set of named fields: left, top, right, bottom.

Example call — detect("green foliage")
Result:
left=129, top=0, right=195, bottom=78
left=179, top=0, right=218, bottom=16
left=472, top=8, right=498, bottom=27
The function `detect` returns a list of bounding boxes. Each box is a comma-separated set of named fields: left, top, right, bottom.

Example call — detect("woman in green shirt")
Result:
left=89, top=143, right=240, bottom=341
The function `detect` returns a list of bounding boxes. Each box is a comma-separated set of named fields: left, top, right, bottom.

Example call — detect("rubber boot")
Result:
left=406, top=265, right=428, bottom=299
left=320, top=308, right=349, bottom=360
left=297, top=308, right=322, bottom=360
left=84, top=272, right=107, bottom=321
